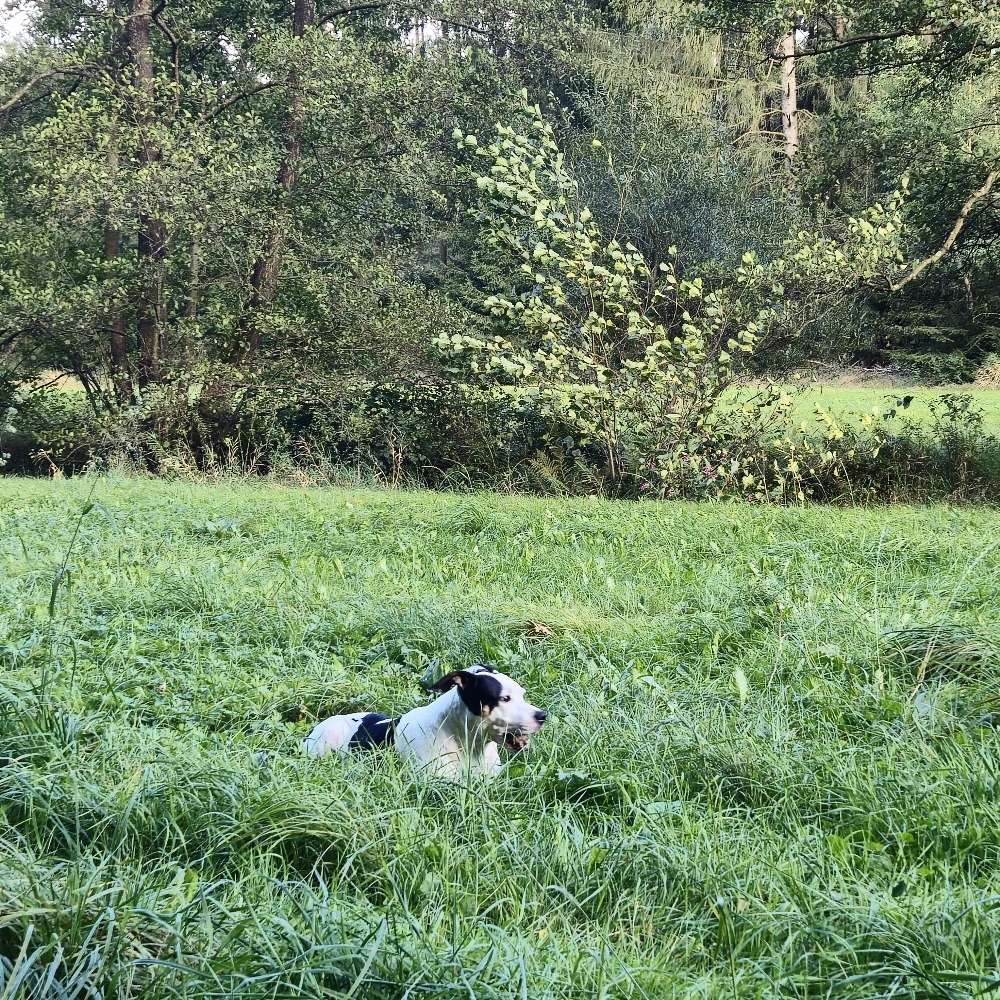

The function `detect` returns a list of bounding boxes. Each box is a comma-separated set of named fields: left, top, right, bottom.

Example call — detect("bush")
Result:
left=444, top=100, right=906, bottom=500
left=0, top=396, right=18, bottom=470
left=859, top=304, right=998, bottom=385
left=886, top=348, right=972, bottom=385
left=2, top=386, right=98, bottom=474
left=230, top=374, right=538, bottom=485
left=976, top=354, right=1000, bottom=388
left=6, top=364, right=533, bottom=485
left=767, top=393, right=1000, bottom=502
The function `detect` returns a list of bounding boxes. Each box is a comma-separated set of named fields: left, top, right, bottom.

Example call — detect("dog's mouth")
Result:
left=501, top=731, right=530, bottom=753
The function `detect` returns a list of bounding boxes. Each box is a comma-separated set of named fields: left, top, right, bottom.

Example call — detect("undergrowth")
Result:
left=3, top=378, right=999, bottom=503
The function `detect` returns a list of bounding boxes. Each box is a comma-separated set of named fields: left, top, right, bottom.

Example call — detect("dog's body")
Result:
left=303, top=665, right=546, bottom=781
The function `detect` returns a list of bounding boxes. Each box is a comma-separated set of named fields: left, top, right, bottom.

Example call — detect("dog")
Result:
left=302, top=664, right=547, bottom=780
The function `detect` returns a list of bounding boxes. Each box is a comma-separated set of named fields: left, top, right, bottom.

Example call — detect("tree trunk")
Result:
left=779, top=28, right=798, bottom=168
left=136, top=216, right=166, bottom=381
left=102, top=133, right=131, bottom=403
left=186, top=233, right=200, bottom=322
left=129, top=0, right=165, bottom=386
left=103, top=221, right=131, bottom=402
left=235, top=0, right=315, bottom=360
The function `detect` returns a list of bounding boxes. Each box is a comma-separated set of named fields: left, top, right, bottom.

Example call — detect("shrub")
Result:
left=444, top=99, right=906, bottom=500
left=887, top=348, right=972, bottom=385
left=0, top=394, right=18, bottom=470
left=59, top=363, right=536, bottom=485
left=238, top=374, right=536, bottom=485
left=976, top=353, right=1000, bottom=388
left=766, top=393, right=1000, bottom=502
left=2, top=386, right=98, bottom=473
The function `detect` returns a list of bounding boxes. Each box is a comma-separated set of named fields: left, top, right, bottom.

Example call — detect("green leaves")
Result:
left=732, top=667, right=750, bottom=704
left=447, top=98, right=911, bottom=499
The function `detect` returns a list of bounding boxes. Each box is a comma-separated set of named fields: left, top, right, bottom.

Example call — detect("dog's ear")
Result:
left=429, top=670, right=503, bottom=715
left=429, top=671, right=468, bottom=693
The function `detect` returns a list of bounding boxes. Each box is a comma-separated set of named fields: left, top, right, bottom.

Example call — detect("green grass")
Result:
left=781, top=383, right=1000, bottom=435
left=2, top=477, right=999, bottom=998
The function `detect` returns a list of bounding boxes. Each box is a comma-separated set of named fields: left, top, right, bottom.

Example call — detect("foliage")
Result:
left=978, top=354, right=1000, bottom=389
left=443, top=100, right=906, bottom=498
left=567, top=7, right=790, bottom=270
left=0, top=0, right=997, bottom=495
left=0, top=0, right=577, bottom=402
left=2, top=384, right=96, bottom=472
left=759, top=392, right=1000, bottom=502
left=688, top=0, right=1000, bottom=373
left=0, top=395, right=16, bottom=469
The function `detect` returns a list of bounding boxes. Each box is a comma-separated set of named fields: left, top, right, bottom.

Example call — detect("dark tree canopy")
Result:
left=1, top=0, right=997, bottom=485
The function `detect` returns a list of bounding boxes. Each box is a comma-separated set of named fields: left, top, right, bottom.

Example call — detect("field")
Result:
left=2, top=477, right=999, bottom=998
left=784, top=382, right=1000, bottom=435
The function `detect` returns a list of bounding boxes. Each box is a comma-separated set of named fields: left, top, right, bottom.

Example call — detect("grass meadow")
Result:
left=785, top=384, right=1000, bottom=435
left=1, top=476, right=999, bottom=998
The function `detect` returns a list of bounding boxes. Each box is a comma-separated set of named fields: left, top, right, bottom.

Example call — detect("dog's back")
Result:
left=303, top=712, right=396, bottom=757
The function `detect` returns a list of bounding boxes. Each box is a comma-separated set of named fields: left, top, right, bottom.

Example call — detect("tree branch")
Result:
left=150, top=0, right=182, bottom=110
left=201, top=80, right=282, bottom=120
left=889, top=169, right=999, bottom=292
left=773, top=23, right=952, bottom=60
left=0, top=69, right=61, bottom=117
left=317, top=1, right=391, bottom=25
left=0, top=59, right=102, bottom=121
left=435, top=17, right=499, bottom=42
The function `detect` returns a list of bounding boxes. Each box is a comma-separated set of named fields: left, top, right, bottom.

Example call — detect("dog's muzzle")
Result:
left=501, top=711, right=547, bottom=753
left=502, top=732, right=530, bottom=752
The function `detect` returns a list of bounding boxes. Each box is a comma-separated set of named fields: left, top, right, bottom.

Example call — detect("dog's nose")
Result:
left=534, top=710, right=548, bottom=724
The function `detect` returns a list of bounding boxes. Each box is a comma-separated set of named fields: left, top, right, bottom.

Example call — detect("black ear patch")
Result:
left=347, top=713, right=396, bottom=751
left=428, top=663, right=496, bottom=693
left=428, top=667, right=503, bottom=715
left=429, top=671, right=462, bottom=693
left=456, top=672, right=502, bottom=716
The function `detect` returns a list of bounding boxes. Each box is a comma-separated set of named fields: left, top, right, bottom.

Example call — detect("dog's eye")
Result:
left=500, top=695, right=512, bottom=703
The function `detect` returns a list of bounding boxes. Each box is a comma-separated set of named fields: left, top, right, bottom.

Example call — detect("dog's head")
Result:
left=430, top=664, right=547, bottom=752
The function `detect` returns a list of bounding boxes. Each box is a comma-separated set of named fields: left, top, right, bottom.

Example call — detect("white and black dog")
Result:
left=303, top=664, right=547, bottom=780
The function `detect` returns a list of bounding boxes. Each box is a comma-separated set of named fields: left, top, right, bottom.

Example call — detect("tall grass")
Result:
left=1, top=477, right=999, bottom=997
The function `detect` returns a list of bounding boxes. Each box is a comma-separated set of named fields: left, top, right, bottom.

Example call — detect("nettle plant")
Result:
left=441, top=98, right=906, bottom=499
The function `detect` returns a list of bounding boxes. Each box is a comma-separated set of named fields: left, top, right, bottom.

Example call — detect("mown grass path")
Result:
left=1, top=477, right=999, bottom=998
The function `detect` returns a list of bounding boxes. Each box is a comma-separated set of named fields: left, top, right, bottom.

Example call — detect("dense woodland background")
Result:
left=1, top=0, right=998, bottom=497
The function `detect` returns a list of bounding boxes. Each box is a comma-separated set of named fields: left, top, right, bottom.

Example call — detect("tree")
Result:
left=0, top=0, right=580, bottom=412
left=445, top=101, right=905, bottom=495
left=234, top=0, right=316, bottom=361
left=779, top=26, right=798, bottom=168
left=689, top=0, right=999, bottom=374
left=128, top=0, right=166, bottom=385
